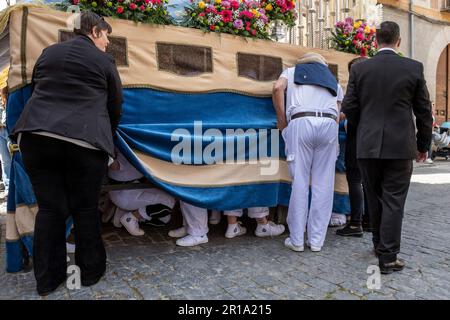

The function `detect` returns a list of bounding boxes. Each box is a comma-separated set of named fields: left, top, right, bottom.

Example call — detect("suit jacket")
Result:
left=12, top=35, right=123, bottom=157
left=342, top=50, right=432, bottom=160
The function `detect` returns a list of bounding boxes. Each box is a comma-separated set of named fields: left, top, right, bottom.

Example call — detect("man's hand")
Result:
left=416, top=151, right=428, bottom=163
left=277, top=121, right=287, bottom=132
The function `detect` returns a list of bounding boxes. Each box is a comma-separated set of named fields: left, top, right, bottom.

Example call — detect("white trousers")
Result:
left=284, top=117, right=338, bottom=247
left=180, top=201, right=209, bottom=237
left=223, top=207, right=269, bottom=219
left=109, top=188, right=176, bottom=220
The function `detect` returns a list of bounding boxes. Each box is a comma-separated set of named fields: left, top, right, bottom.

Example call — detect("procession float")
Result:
left=0, top=0, right=356, bottom=272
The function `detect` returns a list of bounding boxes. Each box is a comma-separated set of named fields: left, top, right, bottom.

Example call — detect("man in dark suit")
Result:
left=342, top=21, right=432, bottom=274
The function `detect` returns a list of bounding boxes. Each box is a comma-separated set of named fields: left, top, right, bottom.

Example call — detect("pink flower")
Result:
left=345, top=17, right=354, bottom=25
left=233, top=19, right=244, bottom=29
left=145, top=0, right=150, bottom=3
left=251, top=29, right=257, bottom=36
left=222, top=0, right=231, bottom=8
left=286, top=0, right=294, bottom=10
left=240, top=10, right=254, bottom=19
left=355, top=32, right=364, bottom=41
left=117, top=6, right=124, bottom=14
left=140, top=5, right=145, bottom=10
left=73, top=0, right=79, bottom=5
left=220, top=10, right=233, bottom=23
left=130, top=3, right=137, bottom=10
left=230, top=0, right=239, bottom=9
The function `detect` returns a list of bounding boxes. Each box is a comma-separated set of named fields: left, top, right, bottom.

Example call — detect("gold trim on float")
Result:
left=133, top=149, right=292, bottom=187
left=132, top=150, right=350, bottom=194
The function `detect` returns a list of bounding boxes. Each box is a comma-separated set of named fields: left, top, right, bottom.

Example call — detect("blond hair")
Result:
left=297, top=52, right=328, bottom=66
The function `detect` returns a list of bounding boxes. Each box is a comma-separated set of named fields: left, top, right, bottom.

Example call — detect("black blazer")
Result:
left=12, top=35, right=123, bottom=157
left=342, top=50, right=432, bottom=160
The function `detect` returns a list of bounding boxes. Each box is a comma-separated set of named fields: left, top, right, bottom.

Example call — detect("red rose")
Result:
left=210, top=25, right=216, bottom=31
left=361, top=46, right=367, bottom=56
left=140, top=5, right=145, bottom=10
left=145, top=0, right=150, bottom=3
left=117, top=6, right=124, bottom=14
left=251, top=29, right=257, bottom=36
left=73, top=0, right=79, bottom=5
left=199, top=12, right=205, bottom=17
left=230, top=0, right=239, bottom=9
left=130, top=3, right=137, bottom=10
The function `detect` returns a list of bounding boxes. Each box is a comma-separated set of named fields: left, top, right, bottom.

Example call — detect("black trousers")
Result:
left=346, top=167, right=365, bottom=224
left=358, top=159, right=413, bottom=264
left=20, top=133, right=108, bottom=293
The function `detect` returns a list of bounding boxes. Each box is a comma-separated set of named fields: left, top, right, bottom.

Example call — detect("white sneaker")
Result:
left=255, top=221, right=285, bottom=237
left=176, top=234, right=208, bottom=247
left=66, top=242, right=75, bottom=254
left=306, top=241, right=322, bottom=252
left=424, top=158, right=434, bottom=164
left=284, top=237, right=304, bottom=252
left=225, top=222, right=247, bottom=239
left=168, top=226, right=188, bottom=238
left=329, top=213, right=347, bottom=227
left=113, top=207, right=126, bottom=228
left=209, top=210, right=221, bottom=225
left=120, top=212, right=145, bottom=236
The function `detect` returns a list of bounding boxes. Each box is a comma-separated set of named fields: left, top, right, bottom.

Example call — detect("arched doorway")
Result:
left=436, top=44, right=449, bottom=125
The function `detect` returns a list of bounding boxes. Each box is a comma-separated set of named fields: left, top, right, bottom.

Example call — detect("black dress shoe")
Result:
left=81, top=271, right=105, bottom=287
left=37, top=277, right=66, bottom=296
left=379, top=259, right=405, bottom=274
left=336, top=224, right=363, bottom=237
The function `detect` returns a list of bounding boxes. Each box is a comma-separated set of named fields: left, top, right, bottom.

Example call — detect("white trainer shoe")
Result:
left=329, top=213, right=347, bottom=227
left=255, top=221, right=285, bottom=237
left=209, top=210, right=221, bottom=225
left=284, top=237, right=304, bottom=252
left=120, top=212, right=145, bottom=236
left=306, top=241, right=322, bottom=252
left=168, top=226, right=188, bottom=238
left=225, top=222, right=247, bottom=239
left=424, top=158, right=434, bottom=164
left=113, top=207, right=126, bottom=228
left=176, top=234, right=208, bottom=247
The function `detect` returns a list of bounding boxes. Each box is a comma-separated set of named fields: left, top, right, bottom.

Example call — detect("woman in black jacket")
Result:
left=12, top=12, right=123, bottom=296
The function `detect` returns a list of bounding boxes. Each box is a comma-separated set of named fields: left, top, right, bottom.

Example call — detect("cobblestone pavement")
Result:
left=1, top=160, right=450, bottom=300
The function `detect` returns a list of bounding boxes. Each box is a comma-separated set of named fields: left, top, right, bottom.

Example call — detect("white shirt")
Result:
left=378, top=48, right=397, bottom=53
left=279, top=67, right=344, bottom=122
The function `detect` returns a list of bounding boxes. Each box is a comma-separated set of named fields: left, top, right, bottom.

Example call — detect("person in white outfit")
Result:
left=222, top=207, right=285, bottom=238
left=169, top=201, right=209, bottom=247
left=272, top=52, right=343, bottom=252
left=108, top=151, right=175, bottom=236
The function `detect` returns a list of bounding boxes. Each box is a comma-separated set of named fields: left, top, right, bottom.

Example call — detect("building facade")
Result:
left=379, top=0, right=450, bottom=124
left=283, top=0, right=449, bottom=124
